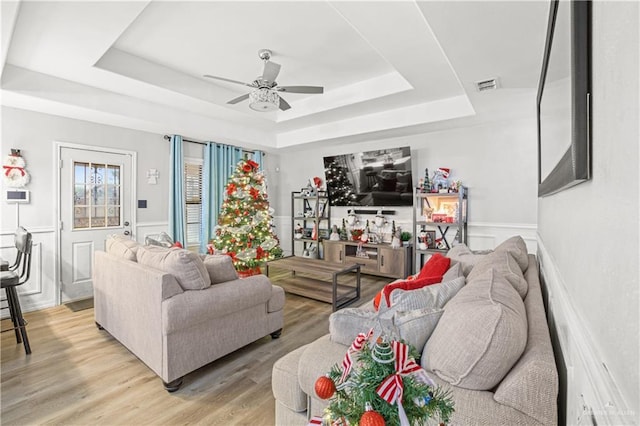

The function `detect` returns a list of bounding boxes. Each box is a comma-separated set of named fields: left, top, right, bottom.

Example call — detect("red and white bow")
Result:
left=376, top=341, right=425, bottom=426
left=339, top=328, right=373, bottom=383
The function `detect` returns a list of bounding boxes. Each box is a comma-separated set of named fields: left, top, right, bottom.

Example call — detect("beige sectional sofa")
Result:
left=272, top=237, right=558, bottom=425
left=94, top=236, right=285, bottom=391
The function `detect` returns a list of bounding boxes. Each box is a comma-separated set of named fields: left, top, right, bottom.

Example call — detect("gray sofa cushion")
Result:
left=272, top=344, right=309, bottom=412
left=446, top=244, right=484, bottom=276
left=467, top=250, right=528, bottom=299
left=137, top=245, right=211, bottom=290
left=494, top=235, right=529, bottom=272
left=200, top=254, right=239, bottom=284
left=382, top=307, right=444, bottom=350
left=162, top=274, right=273, bottom=333
left=105, top=234, right=139, bottom=261
left=423, top=268, right=527, bottom=390
left=442, top=262, right=463, bottom=281
left=330, top=277, right=464, bottom=350
left=387, top=276, right=465, bottom=311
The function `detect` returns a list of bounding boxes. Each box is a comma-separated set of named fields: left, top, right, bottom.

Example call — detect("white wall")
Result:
left=538, top=2, right=639, bottom=424
left=274, top=116, right=539, bottom=259
left=1, top=106, right=172, bottom=311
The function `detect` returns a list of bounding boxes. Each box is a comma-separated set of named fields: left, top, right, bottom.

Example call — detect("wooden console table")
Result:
left=323, top=240, right=412, bottom=279
left=265, top=256, right=361, bottom=311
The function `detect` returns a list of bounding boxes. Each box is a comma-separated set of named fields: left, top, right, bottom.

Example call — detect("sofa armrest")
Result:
left=93, top=250, right=183, bottom=378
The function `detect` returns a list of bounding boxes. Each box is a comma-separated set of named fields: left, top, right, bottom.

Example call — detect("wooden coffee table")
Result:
left=266, top=256, right=361, bottom=311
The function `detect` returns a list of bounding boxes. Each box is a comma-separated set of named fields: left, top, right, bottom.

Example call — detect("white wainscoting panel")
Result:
left=538, top=237, right=633, bottom=426
left=273, top=216, right=292, bottom=256
left=1, top=227, right=57, bottom=315
left=135, top=222, right=169, bottom=244
left=468, top=222, right=538, bottom=253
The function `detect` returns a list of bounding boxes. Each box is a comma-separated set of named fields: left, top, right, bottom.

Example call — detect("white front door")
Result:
left=59, top=146, right=134, bottom=303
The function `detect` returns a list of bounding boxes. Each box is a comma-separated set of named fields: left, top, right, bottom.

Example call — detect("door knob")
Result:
left=124, top=230, right=130, bottom=236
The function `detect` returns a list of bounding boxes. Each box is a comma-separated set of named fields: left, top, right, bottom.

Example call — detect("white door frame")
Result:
left=54, top=141, right=137, bottom=305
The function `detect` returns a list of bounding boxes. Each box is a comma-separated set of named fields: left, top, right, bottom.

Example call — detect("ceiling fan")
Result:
left=204, top=49, right=324, bottom=112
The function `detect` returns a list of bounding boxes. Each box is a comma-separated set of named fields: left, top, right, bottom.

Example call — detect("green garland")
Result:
left=323, top=339, right=454, bottom=425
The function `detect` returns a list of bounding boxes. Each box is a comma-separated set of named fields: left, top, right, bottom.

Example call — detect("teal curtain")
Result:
left=169, top=135, right=186, bottom=244
left=253, top=150, right=264, bottom=170
left=200, top=143, right=243, bottom=253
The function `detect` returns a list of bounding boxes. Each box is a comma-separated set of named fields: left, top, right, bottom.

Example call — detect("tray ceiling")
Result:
left=1, top=1, right=549, bottom=150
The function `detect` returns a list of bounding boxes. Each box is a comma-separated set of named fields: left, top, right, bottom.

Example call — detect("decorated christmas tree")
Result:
left=324, top=159, right=358, bottom=206
left=213, top=158, right=282, bottom=274
left=312, top=331, right=454, bottom=426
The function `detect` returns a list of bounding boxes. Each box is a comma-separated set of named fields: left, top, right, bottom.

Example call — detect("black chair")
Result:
left=1, top=227, right=33, bottom=354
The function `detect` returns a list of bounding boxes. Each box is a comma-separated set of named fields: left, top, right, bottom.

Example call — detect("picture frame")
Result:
left=318, top=199, right=328, bottom=218
left=537, top=0, right=591, bottom=196
left=426, top=231, right=436, bottom=249
left=439, top=201, right=458, bottom=218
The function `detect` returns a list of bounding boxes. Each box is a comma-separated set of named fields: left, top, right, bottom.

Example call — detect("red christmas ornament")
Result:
left=314, top=375, right=336, bottom=400
left=360, top=408, right=385, bottom=426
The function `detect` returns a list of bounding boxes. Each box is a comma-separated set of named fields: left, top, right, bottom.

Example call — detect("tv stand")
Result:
left=323, top=240, right=412, bottom=279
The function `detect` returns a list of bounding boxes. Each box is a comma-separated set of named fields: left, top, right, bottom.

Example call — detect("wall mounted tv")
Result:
left=323, top=147, right=413, bottom=207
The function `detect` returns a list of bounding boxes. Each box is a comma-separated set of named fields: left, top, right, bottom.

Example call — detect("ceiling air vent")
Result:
left=475, top=78, right=499, bottom=92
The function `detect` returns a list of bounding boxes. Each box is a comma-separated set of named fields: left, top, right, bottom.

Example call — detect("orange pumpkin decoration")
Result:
left=314, top=375, right=336, bottom=400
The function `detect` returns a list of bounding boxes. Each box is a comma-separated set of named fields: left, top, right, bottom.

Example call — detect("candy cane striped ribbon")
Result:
left=339, top=328, right=373, bottom=383
left=376, top=341, right=424, bottom=426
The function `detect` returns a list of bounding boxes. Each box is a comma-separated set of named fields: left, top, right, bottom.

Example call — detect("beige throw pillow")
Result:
left=442, top=262, right=463, bottom=282
left=137, top=246, right=211, bottom=291
left=446, top=244, right=484, bottom=276
left=386, top=276, right=466, bottom=312
left=105, top=234, right=139, bottom=261
left=329, top=307, right=444, bottom=351
left=423, top=269, right=527, bottom=390
left=494, top=236, right=529, bottom=272
left=467, top=251, right=528, bottom=299
left=200, top=254, right=239, bottom=284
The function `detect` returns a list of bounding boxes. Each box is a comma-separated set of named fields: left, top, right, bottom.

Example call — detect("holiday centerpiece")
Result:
left=310, top=330, right=454, bottom=426
left=212, top=158, right=283, bottom=276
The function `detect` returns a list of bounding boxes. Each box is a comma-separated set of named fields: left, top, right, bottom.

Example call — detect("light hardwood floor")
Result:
left=1, top=272, right=389, bottom=425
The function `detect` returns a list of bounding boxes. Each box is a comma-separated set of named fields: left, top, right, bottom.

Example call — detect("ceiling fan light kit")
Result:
left=249, top=88, right=280, bottom=112
left=204, top=48, right=324, bottom=112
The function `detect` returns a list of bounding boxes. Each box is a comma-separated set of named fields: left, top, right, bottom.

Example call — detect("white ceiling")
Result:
left=1, top=1, right=549, bottom=151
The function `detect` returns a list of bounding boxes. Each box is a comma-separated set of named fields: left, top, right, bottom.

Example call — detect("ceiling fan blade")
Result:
left=227, top=93, right=250, bottom=105
left=203, top=74, right=254, bottom=88
left=276, top=86, right=324, bottom=94
left=261, top=61, right=281, bottom=83
left=278, top=96, right=291, bottom=111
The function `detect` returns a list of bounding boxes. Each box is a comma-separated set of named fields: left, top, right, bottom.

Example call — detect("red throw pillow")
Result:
left=171, top=241, right=183, bottom=248
left=416, top=253, right=450, bottom=280
left=373, top=275, right=442, bottom=310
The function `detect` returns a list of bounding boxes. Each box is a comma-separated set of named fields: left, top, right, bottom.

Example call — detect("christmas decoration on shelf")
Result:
left=310, top=330, right=454, bottom=426
left=324, top=158, right=358, bottom=205
left=339, top=219, right=349, bottom=241
left=3, top=149, right=30, bottom=188
left=212, top=158, right=283, bottom=274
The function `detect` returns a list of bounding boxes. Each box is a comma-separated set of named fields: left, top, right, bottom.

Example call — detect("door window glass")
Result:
left=73, top=161, right=122, bottom=229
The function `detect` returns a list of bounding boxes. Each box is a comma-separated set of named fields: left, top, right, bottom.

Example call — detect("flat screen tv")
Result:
left=537, top=0, right=591, bottom=196
left=323, top=147, right=413, bottom=207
